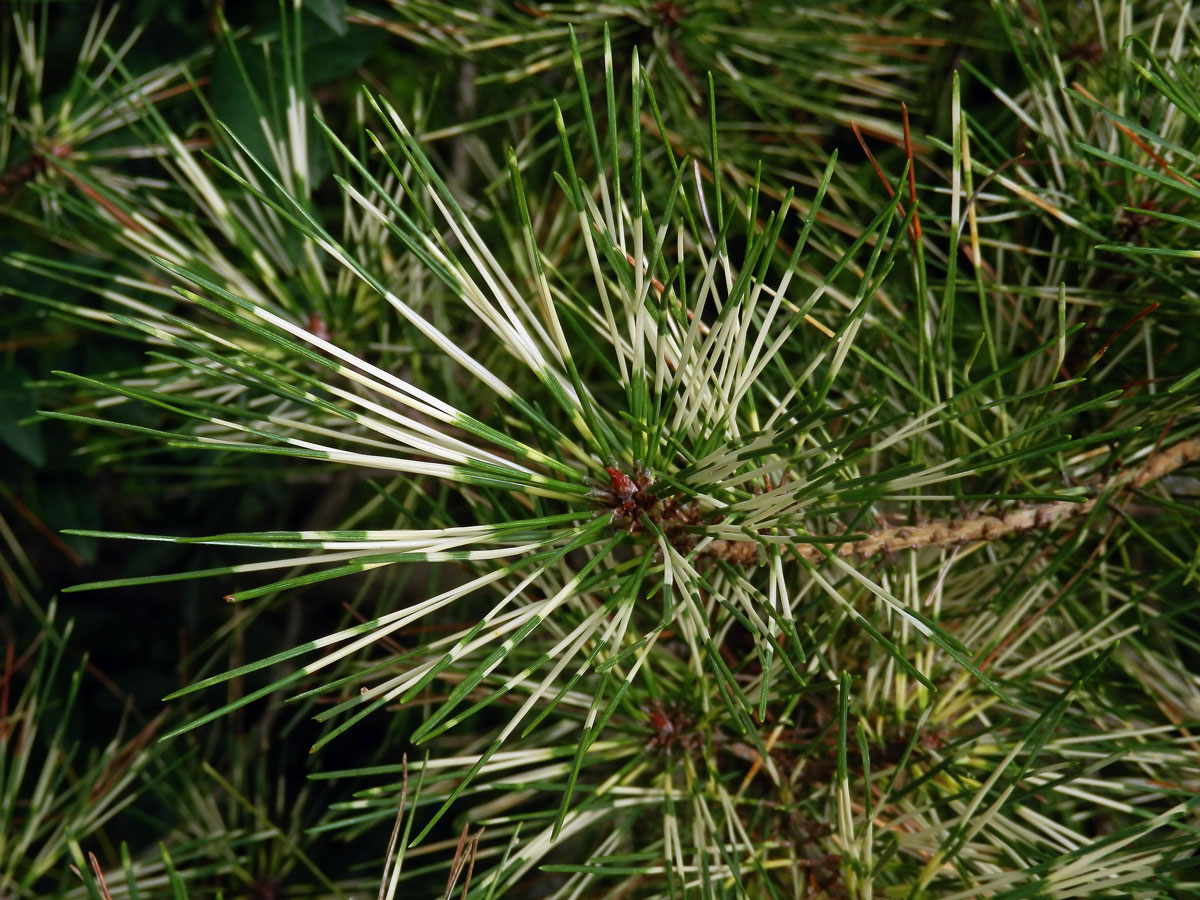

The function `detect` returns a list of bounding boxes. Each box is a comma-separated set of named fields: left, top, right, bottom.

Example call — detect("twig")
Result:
left=703, top=437, right=1200, bottom=563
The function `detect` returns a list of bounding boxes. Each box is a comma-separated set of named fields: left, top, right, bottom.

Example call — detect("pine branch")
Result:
left=704, top=437, right=1200, bottom=563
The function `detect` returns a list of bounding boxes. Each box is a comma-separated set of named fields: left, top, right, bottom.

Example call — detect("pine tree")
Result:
left=3, top=2, right=1198, bottom=897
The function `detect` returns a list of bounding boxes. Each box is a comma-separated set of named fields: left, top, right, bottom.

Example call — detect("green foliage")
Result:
left=2, top=1, right=1199, bottom=898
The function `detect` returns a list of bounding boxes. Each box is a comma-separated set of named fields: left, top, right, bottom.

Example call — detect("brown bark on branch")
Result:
left=702, top=438, right=1200, bottom=564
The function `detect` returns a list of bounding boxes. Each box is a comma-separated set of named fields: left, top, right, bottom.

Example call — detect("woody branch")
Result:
left=701, top=437, right=1200, bottom=564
